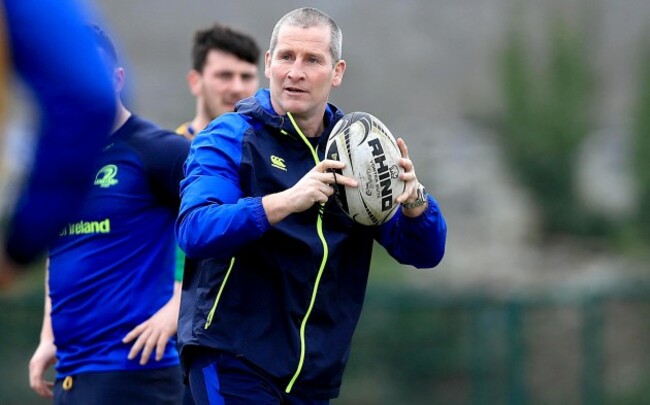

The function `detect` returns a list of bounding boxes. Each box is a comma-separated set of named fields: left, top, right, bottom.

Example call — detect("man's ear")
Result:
left=264, top=50, right=272, bottom=79
left=114, top=67, right=126, bottom=93
left=187, top=70, right=202, bottom=97
left=332, top=59, right=346, bottom=88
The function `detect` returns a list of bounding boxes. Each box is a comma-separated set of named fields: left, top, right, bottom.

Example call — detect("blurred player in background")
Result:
left=176, top=22, right=260, bottom=140
left=0, top=0, right=116, bottom=287
left=28, top=25, right=189, bottom=404
left=176, top=7, right=446, bottom=403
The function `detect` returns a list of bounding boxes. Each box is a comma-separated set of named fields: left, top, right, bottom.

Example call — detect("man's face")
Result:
left=265, top=24, right=345, bottom=121
left=191, top=49, right=259, bottom=118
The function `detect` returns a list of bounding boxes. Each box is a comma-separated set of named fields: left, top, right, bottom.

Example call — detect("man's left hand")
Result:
left=122, top=285, right=180, bottom=365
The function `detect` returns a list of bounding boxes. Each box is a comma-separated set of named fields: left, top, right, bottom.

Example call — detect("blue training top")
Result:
left=48, top=115, right=190, bottom=377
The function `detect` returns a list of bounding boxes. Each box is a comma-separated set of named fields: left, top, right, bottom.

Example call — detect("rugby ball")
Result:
left=325, top=112, right=405, bottom=226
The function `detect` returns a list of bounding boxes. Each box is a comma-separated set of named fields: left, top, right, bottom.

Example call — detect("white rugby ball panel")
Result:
left=325, top=112, right=405, bottom=226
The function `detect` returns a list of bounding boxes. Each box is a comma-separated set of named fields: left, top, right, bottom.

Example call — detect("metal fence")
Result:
left=338, top=280, right=650, bottom=404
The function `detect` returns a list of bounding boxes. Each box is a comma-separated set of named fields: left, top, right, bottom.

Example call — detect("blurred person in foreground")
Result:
left=176, top=7, right=447, bottom=404
left=28, top=25, right=190, bottom=404
left=0, top=0, right=116, bottom=287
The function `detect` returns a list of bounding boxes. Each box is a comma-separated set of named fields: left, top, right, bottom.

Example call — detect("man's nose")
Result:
left=231, top=76, right=246, bottom=92
left=287, top=60, right=306, bottom=80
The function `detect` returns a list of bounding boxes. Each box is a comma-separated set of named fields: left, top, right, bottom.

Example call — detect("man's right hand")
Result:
left=29, top=340, right=57, bottom=398
left=262, top=159, right=357, bottom=225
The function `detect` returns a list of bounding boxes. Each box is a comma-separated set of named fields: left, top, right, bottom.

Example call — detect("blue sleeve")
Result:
left=134, top=130, right=190, bottom=282
left=135, top=129, right=191, bottom=207
left=3, top=0, right=116, bottom=264
left=175, top=118, right=270, bottom=259
left=376, top=194, right=447, bottom=269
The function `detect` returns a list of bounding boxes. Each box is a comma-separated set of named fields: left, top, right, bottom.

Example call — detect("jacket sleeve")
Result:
left=3, top=0, right=116, bottom=264
left=175, top=118, right=270, bottom=260
left=375, top=194, right=447, bottom=269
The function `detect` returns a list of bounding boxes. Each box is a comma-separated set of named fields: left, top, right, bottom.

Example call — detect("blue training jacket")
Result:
left=176, top=89, right=447, bottom=399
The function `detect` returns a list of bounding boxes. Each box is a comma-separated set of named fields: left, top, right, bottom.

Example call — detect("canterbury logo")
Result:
left=94, top=164, right=119, bottom=188
left=271, top=155, right=287, bottom=171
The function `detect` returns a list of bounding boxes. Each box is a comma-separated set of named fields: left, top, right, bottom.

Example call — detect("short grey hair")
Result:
left=269, top=7, right=342, bottom=65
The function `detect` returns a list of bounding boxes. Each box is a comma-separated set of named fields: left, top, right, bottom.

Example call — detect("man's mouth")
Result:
left=285, top=86, right=306, bottom=94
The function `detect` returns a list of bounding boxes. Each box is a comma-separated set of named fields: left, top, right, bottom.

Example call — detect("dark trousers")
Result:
left=53, top=365, right=183, bottom=405
left=187, top=350, right=329, bottom=405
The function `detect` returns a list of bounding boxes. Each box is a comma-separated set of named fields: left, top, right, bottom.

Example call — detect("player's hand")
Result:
left=395, top=138, right=427, bottom=217
left=263, top=160, right=357, bottom=224
left=29, top=340, right=57, bottom=398
left=122, top=294, right=179, bottom=365
left=291, top=160, right=357, bottom=210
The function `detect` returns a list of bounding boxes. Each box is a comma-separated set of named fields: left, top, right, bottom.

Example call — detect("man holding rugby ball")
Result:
left=176, top=7, right=447, bottom=404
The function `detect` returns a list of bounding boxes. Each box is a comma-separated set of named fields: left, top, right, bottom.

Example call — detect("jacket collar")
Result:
left=235, top=89, right=344, bottom=137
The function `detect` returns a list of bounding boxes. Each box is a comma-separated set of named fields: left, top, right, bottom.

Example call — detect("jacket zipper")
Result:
left=204, top=257, right=236, bottom=329
left=284, top=112, right=329, bottom=393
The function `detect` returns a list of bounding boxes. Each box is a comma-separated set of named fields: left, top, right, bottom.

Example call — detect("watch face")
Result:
left=418, top=185, right=426, bottom=201
left=401, top=184, right=427, bottom=209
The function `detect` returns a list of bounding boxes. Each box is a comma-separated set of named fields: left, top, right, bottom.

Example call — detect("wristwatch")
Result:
left=401, top=183, right=427, bottom=209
